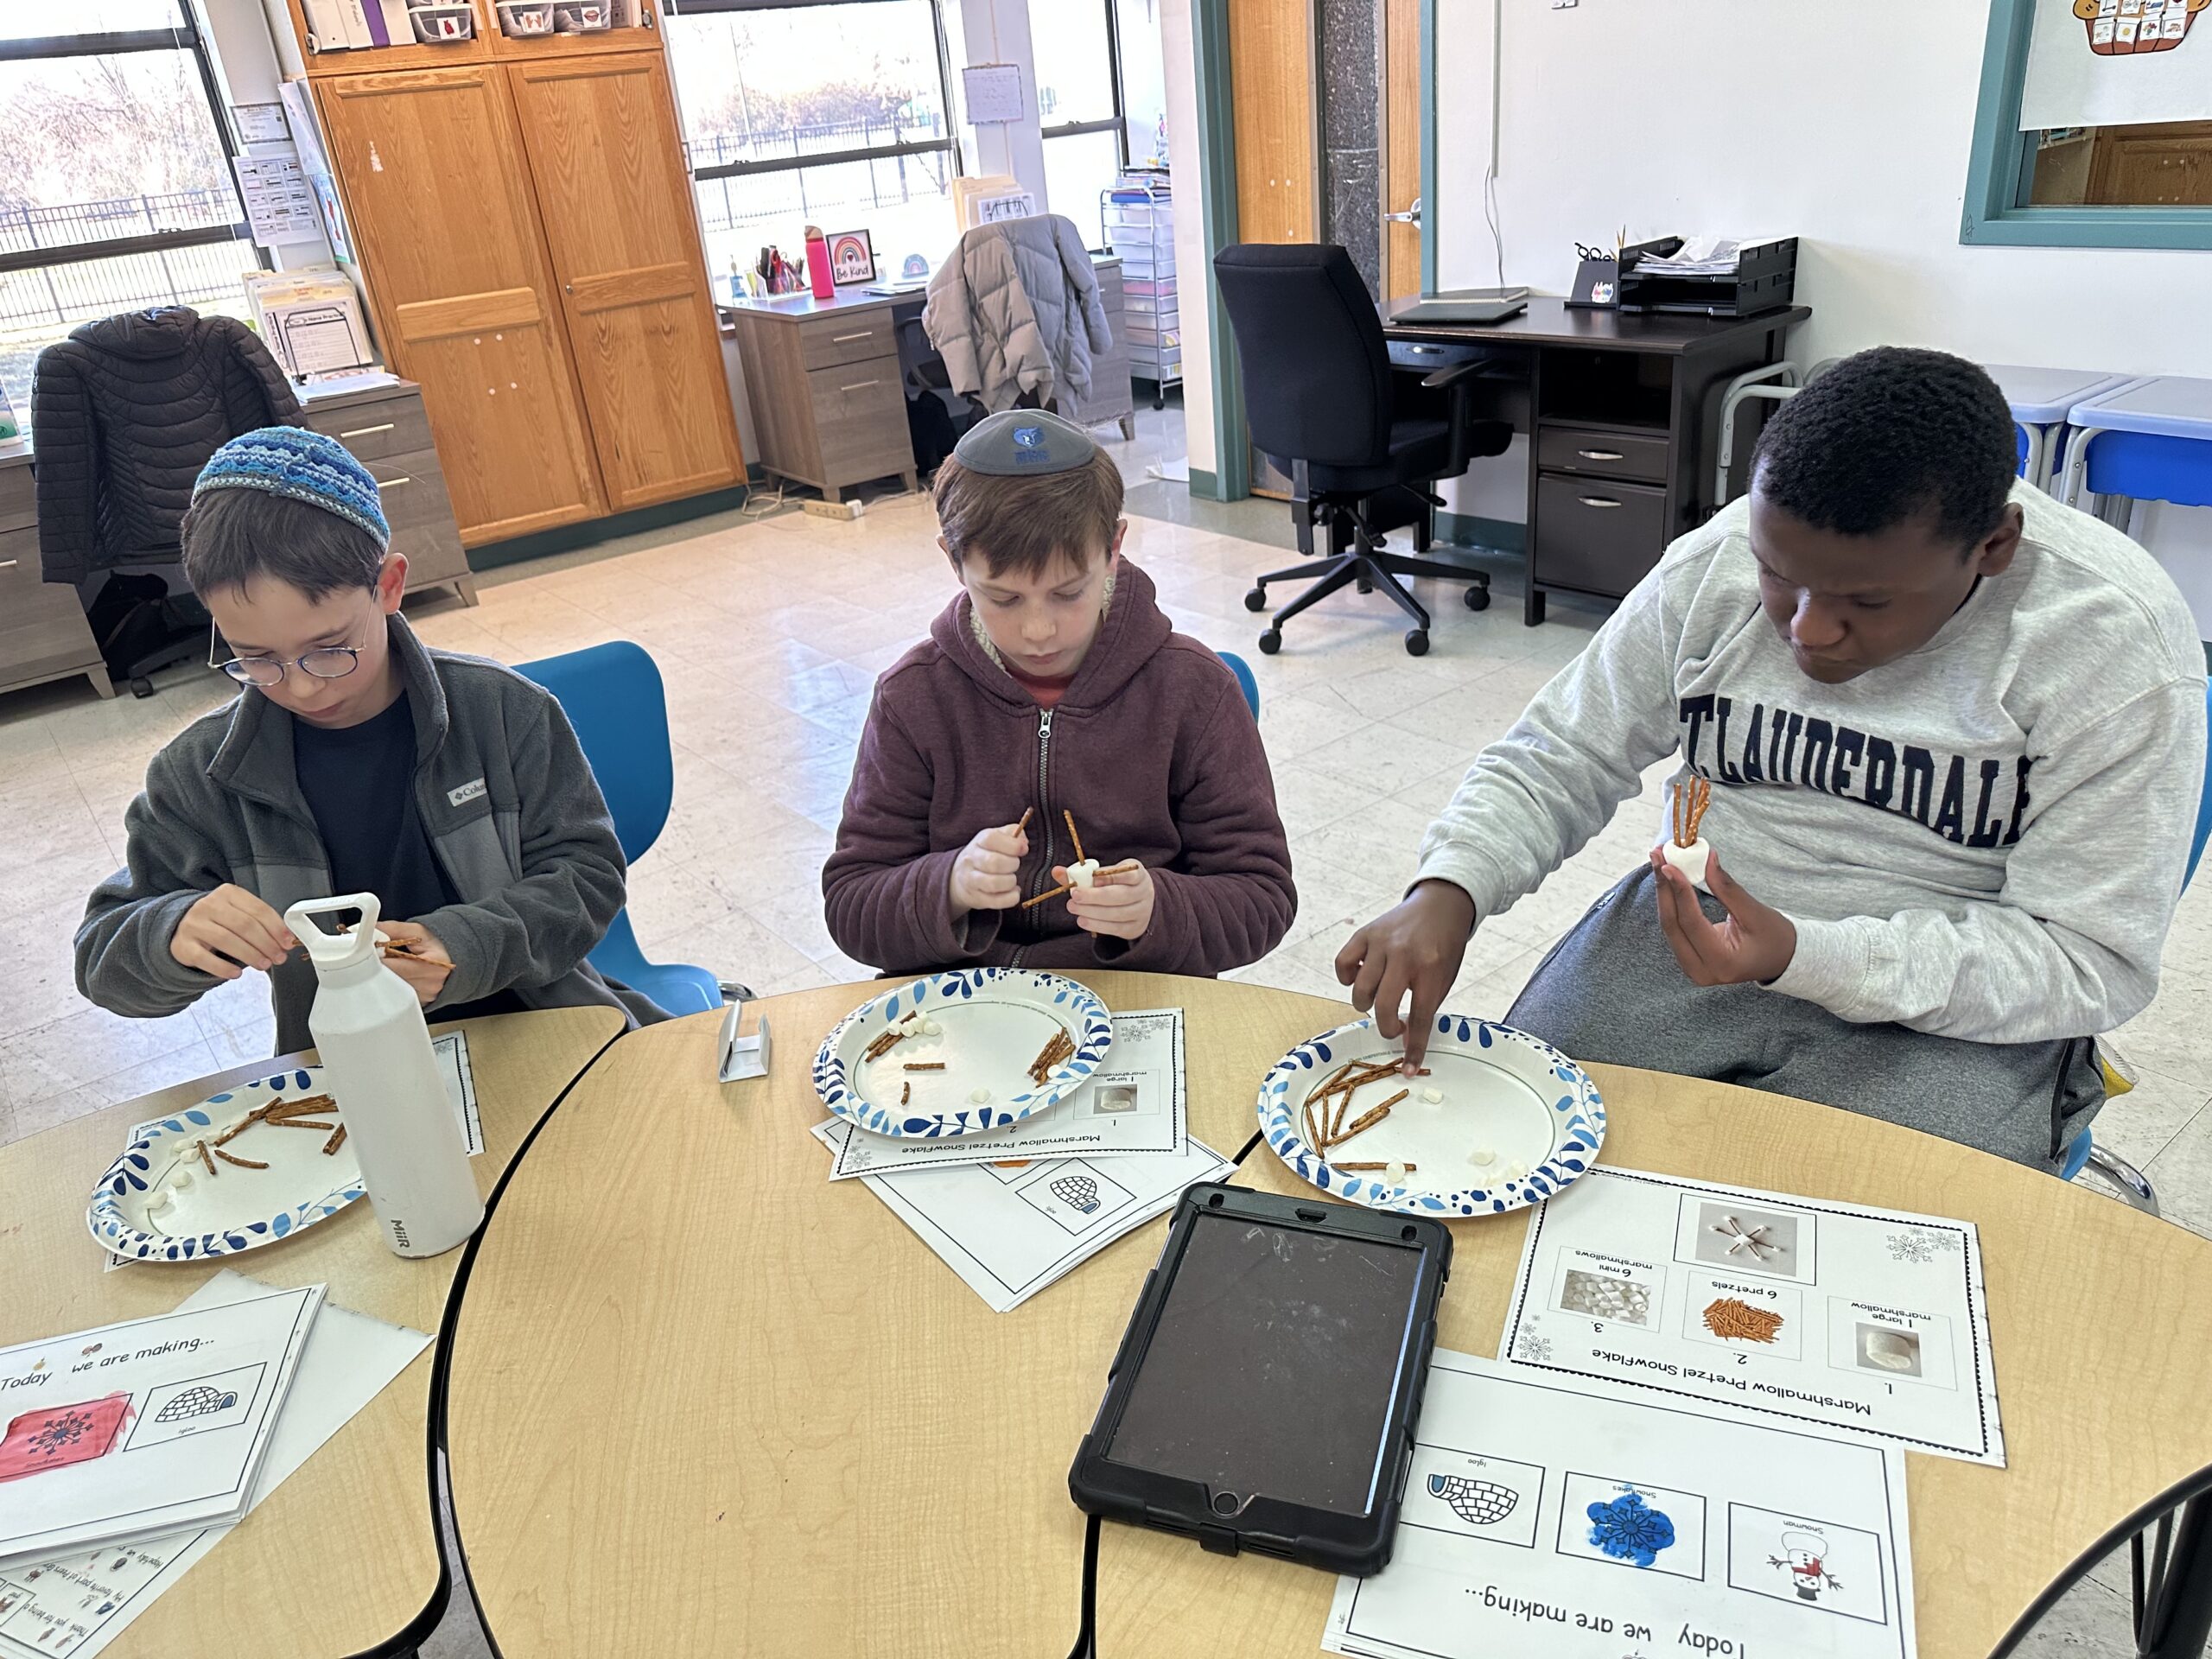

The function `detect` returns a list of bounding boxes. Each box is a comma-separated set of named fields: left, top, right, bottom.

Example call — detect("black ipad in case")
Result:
left=1067, top=1183, right=1451, bottom=1577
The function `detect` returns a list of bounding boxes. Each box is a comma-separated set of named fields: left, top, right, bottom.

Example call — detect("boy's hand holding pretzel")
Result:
left=949, top=813, right=1031, bottom=919
left=1059, top=860, right=1154, bottom=940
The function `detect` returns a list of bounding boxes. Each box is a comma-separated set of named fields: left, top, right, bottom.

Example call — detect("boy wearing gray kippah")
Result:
left=77, top=427, right=664, bottom=1053
left=823, top=411, right=1297, bottom=976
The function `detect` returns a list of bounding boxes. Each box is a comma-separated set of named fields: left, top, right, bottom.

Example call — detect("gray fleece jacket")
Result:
left=76, top=615, right=661, bottom=1053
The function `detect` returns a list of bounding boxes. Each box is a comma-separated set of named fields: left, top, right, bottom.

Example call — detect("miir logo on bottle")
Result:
left=390, top=1217, right=412, bottom=1250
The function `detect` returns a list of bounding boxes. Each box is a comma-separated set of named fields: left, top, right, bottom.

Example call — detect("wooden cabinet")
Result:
left=298, top=379, right=476, bottom=604
left=295, top=15, right=741, bottom=548
left=506, top=52, right=741, bottom=511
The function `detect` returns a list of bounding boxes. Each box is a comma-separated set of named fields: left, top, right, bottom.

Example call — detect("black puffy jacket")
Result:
left=31, top=307, right=301, bottom=584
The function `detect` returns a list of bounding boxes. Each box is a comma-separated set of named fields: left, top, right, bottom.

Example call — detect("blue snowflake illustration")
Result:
left=1586, top=1491, right=1675, bottom=1567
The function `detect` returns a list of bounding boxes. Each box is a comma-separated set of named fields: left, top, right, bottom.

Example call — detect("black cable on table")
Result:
left=1063, top=1512, right=1102, bottom=1658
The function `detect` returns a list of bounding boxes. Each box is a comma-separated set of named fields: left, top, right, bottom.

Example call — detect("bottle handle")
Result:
left=283, top=893, right=385, bottom=970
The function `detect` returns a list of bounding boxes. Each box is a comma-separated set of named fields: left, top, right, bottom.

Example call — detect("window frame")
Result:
left=671, top=0, right=964, bottom=207
left=0, top=14, right=255, bottom=281
left=1961, top=0, right=2212, bottom=250
left=1037, top=0, right=1128, bottom=181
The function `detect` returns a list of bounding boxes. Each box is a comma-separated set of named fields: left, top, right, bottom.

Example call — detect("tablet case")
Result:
left=1067, top=1183, right=1452, bottom=1577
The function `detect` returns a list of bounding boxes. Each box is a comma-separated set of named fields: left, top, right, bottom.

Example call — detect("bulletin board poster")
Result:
left=2018, top=0, right=2212, bottom=129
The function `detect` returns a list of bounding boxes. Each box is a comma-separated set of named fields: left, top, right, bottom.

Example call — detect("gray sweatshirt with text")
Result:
left=1415, top=483, right=2207, bottom=1044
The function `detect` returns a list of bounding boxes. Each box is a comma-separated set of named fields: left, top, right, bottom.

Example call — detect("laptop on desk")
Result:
left=1387, top=289, right=1529, bottom=326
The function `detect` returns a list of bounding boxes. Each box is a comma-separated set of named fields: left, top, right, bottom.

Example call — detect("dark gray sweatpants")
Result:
left=1504, top=866, right=2103, bottom=1171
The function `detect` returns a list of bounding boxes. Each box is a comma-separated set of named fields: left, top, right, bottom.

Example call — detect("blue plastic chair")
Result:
left=514, top=641, right=724, bottom=1017
left=2061, top=679, right=2212, bottom=1199
left=1218, top=650, right=1261, bottom=720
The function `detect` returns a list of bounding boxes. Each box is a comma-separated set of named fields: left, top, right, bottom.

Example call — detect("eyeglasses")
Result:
left=219, top=645, right=364, bottom=687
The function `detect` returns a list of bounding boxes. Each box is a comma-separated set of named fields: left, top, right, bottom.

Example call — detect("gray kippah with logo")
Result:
left=951, top=410, right=1101, bottom=477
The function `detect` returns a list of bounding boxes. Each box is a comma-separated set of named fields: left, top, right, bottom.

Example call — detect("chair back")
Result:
left=1218, top=650, right=1261, bottom=720
left=513, top=640, right=673, bottom=866
left=1211, top=244, right=1394, bottom=470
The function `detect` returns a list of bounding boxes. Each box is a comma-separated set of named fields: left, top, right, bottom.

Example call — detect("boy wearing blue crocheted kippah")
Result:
left=76, top=427, right=664, bottom=1053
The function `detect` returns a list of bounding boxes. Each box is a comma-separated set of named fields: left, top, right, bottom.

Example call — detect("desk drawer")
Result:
left=1536, top=425, right=1670, bottom=486
left=798, top=315, right=897, bottom=372
left=806, top=362, right=910, bottom=485
left=1534, top=474, right=1668, bottom=598
left=0, top=462, right=34, bottom=534
left=302, top=396, right=435, bottom=463
left=0, top=524, right=99, bottom=684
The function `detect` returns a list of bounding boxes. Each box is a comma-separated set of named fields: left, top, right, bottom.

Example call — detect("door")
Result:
left=1380, top=0, right=1422, bottom=302
left=315, top=68, right=604, bottom=544
left=507, top=51, right=744, bottom=512
left=1227, top=0, right=1318, bottom=244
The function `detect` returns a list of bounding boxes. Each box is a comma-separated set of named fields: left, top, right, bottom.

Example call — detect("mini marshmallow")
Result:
left=1467, top=1146, right=1496, bottom=1167
left=921, top=1019, right=942, bottom=1037
left=147, top=1191, right=173, bottom=1216
left=969, top=1088, right=992, bottom=1104
left=1661, top=837, right=1712, bottom=893
left=1068, top=858, right=1102, bottom=890
left=1384, top=1160, right=1409, bottom=1184
left=172, top=1169, right=194, bottom=1192
left=1420, top=1086, right=1444, bottom=1104
left=1506, top=1161, right=1529, bottom=1181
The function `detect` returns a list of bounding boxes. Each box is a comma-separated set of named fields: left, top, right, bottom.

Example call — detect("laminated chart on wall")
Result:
left=1323, top=1351, right=1916, bottom=1659
left=1500, top=1167, right=2004, bottom=1465
left=829, top=1008, right=1185, bottom=1179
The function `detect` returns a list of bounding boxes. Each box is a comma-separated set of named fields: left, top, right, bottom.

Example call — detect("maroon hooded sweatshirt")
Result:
left=823, top=559, right=1295, bottom=976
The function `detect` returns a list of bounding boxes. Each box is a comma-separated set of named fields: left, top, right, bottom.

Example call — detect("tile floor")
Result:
left=2, top=405, right=2205, bottom=1656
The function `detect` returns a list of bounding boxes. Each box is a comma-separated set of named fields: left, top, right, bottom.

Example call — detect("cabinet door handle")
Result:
left=340, top=423, right=396, bottom=440
left=563, top=283, right=574, bottom=296
left=1578, top=494, right=1624, bottom=509
left=377, top=476, right=412, bottom=490
left=0, top=559, right=16, bottom=570
left=832, top=331, right=874, bottom=343
left=839, top=380, right=880, bottom=391
left=1576, top=448, right=1625, bottom=461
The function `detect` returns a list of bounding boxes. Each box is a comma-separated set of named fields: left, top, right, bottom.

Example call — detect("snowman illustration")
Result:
left=1769, top=1528, right=1844, bottom=1601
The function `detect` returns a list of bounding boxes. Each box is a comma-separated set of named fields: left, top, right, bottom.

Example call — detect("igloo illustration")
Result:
left=1049, top=1175, right=1103, bottom=1214
left=155, top=1387, right=239, bottom=1424
left=1426, top=1473, right=1518, bottom=1526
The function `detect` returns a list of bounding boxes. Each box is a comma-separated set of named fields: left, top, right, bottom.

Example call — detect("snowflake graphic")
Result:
left=1885, top=1229, right=1960, bottom=1266
left=1516, top=1332, right=1554, bottom=1364
left=1586, top=1491, right=1676, bottom=1567
left=28, top=1411, right=97, bottom=1460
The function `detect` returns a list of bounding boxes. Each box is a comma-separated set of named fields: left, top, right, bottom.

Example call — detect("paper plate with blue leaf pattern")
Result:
left=815, top=968, right=1113, bottom=1139
left=1255, top=1013, right=1605, bottom=1217
left=85, top=1066, right=366, bottom=1263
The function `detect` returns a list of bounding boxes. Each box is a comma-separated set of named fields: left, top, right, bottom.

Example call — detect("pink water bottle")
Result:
left=804, top=226, right=836, bottom=300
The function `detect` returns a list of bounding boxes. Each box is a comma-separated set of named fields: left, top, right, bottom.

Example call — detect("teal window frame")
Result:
left=1963, top=0, right=2212, bottom=250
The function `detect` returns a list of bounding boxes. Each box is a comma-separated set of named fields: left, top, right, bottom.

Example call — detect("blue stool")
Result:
left=2062, top=679, right=2212, bottom=1210
left=515, top=641, right=727, bottom=1017
left=1980, top=365, right=2135, bottom=493
left=1218, top=650, right=1261, bottom=720
left=2060, top=376, right=2212, bottom=535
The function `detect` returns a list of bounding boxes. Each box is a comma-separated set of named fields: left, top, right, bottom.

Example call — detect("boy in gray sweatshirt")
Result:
left=1338, top=348, right=2207, bottom=1166
left=76, top=428, right=662, bottom=1055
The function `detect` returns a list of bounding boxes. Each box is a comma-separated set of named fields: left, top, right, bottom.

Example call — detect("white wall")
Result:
left=195, top=0, right=334, bottom=270
left=950, top=0, right=1050, bottom=207
left=1159, top=0, right=1215, bottom=474
left=1433, top=0, right=2212, bottom=630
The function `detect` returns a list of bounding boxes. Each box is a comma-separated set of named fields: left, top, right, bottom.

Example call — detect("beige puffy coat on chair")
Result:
left=922, top=215, right=1111, bottom=414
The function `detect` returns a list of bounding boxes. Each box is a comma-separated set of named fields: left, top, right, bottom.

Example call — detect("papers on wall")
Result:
left=829, top=1008, right=1186, bottom=1179
left=1323, top=1351, right=1916, bottom=1659
left=276, top=79, right=353, bottom=265
left=811, top=1119, right=1233, bottom=1313
left=2019, top=0, right=2212, bottom=130
left=1501, top=1166, right=2005, bottom=1466
left=245, top=268, right=372, bottom=378
left=230, top=104, right=289, bottom=145
left=0, top=1273, right=428, bottom=1659
left=231, top=157, right=321, bottom=249
left=0, top=1285, right=322, bottom=1569
left=961, top=63, right=1027, bottom=124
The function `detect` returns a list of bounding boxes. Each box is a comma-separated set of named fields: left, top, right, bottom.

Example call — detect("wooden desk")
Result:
left=1385, top=296, right=1810, bottom=625
left=0, top=1006, right=622, bottom=1658
left=442, top=979, right=2212, bottom=1658
left=726, top=254, right=1133, bottom=502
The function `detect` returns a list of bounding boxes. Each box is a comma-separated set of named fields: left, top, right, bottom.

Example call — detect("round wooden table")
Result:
left=0, top=1006, right=623, bottom=1659
left=442, top=976, right=2212, bottom=1658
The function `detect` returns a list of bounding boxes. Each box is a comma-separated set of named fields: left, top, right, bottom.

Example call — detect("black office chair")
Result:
left=1212, top=243, right=1512, bottom=656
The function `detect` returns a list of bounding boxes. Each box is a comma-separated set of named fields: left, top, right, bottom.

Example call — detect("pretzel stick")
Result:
left=213, top=1148, right=268, bottom=1169
left=268, top=1094, right=339, bottom=1120
left=1333, top=1161, right=1416, bottom=1173
left=903, top=1062, right=947, bottom=1071
left=212, top=1118, right=253, bottom=1147
left=268, top=1118, right=336, bottom=1130
left=1020, top=882, right=1071, bottom=910
left=1014, top=807, right=1033, bottom=833
left=1333, top=1090, right=1408, bottom=1149
left=901, top=1081, right=911, bottom=1105
left=1063, top=810, right=1086, bottom=865
left=196, top=1141, right=217, bottom=1177
left=1305, top=1097, right=1324, bottom=1150
left=322, top=1124, right=347, bottom=1156
left=1673, top=774, right=1712, bottom=849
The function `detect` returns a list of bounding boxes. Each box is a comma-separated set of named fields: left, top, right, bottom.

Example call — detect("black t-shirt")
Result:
left=293, top=691, right=524, bottom=1021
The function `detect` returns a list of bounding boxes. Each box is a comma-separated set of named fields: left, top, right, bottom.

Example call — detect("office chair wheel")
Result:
left=1464, top=585, right=1491, bottom=612
left=1257, top=628, right=1282, bottom=655
left=1356, top=577, right=1374, bottom=594
left=1404, top=629, right=1429, bottom=657
left=1243, top=587, right=1268, bottom=612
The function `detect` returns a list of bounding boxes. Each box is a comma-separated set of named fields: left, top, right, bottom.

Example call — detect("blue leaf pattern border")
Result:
left=1253, top=1013, right=1606, bottom=1217
left=813, top=969, right=1114, bottom=1139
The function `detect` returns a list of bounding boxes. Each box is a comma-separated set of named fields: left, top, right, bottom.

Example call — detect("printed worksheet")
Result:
left=104, top=1031, right=480, bottom=1271
left=0, top=1285, right=322, bottom=1567
left=1325, top=1351, right=1915, bottom=1659
left=812, top=1120, right=1233, bottom=1312
left=0, top=1273, right=427, bottom=1659
left=829, top=1008, right=1185, bottom=1179
left=1502, top=1166, right=2004, bottom=1466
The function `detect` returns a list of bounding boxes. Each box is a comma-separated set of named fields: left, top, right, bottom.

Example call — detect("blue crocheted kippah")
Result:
left=192, top=426, right=390, bottom=550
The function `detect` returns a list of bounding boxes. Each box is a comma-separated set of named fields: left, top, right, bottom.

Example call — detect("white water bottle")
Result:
left=286, top=893, right=484, bottom=1259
